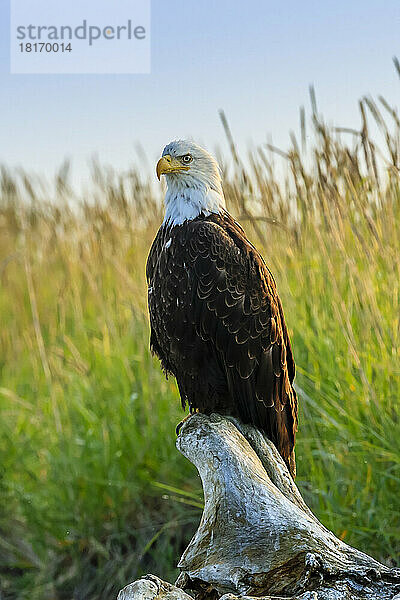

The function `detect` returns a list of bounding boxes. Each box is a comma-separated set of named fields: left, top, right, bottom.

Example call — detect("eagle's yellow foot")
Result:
left=176, top=409, right=199, bottom=435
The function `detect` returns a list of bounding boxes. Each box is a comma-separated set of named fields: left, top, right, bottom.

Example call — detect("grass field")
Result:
left=1, top=89, right=400, bottom=599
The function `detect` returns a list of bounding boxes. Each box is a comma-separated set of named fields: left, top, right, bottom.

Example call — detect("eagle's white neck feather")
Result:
left=163, top=185, right=225, bottom=226
left=162, top=150, right=226, bottom=226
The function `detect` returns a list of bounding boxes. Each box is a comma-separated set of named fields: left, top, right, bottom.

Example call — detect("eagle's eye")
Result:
left=181, top=154, right=193, bottom=164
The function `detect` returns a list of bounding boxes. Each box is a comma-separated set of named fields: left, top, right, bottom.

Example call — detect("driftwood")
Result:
left=117, top=574, right=320, bottom=600
left=118, top=575, right=193, bottom=600
left=118, top=414, right=400, bottom=600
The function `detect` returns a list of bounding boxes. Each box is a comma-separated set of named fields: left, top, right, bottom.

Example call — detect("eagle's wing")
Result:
left=186, top=217, right=298, bottom=470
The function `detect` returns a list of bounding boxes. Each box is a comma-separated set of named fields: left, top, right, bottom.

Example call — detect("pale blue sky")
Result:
left=0, top=0, right=399, bottom=182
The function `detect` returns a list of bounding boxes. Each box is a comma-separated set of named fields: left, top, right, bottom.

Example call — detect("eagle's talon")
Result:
left=176, top=421, right=182, bottom=435
left=176, top=409, right=199, bottom=435
left=176, top=416, right=189, bottom=435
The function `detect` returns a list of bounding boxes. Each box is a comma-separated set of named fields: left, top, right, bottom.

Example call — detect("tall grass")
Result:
left=1, top=83, right=400, bottom=599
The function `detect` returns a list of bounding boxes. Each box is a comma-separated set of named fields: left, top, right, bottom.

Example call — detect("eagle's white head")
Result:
left=156, top=140, right=226, bottom=226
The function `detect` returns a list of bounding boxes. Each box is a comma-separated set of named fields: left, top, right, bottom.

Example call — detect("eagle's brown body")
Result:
left=146, top=211, right=298, bottom=476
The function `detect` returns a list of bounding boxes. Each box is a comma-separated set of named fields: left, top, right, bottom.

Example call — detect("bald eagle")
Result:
left=146, top=140, right=298, bottom=477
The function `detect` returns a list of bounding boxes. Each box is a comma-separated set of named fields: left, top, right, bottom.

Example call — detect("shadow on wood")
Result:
left=118, top=414, right=400, bottom=600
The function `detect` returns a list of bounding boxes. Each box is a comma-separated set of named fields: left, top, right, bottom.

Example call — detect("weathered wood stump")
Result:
left=118, top=414, right=400, bottom=600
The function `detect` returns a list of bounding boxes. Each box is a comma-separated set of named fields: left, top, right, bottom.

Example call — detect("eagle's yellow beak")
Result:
left=156, top=155, right=190, bottom=180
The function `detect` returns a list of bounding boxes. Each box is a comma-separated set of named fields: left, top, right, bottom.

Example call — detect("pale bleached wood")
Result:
left=117, top=575, right=193, bottom=600
left=117, top=413, right=400, bottom=600
left=174, top=413, right=400, bottom=599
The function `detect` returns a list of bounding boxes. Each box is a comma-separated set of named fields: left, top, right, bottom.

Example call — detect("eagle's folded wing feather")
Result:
left=185, top=219, right=298, bottom=468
